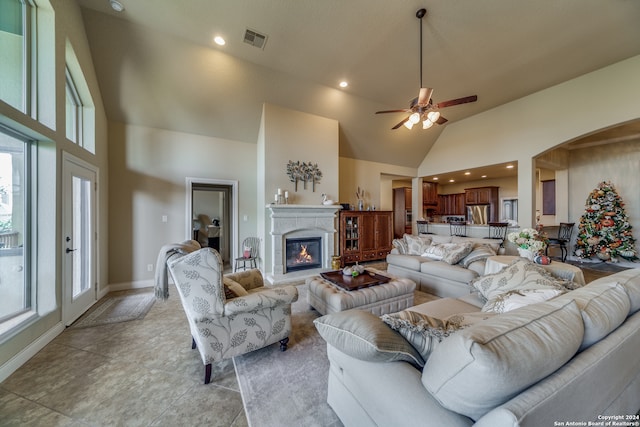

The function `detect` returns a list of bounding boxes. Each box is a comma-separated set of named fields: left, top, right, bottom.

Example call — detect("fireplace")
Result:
left=285, top=237, right=322, bottom=272
left=267, top=204, right=341, bottom=285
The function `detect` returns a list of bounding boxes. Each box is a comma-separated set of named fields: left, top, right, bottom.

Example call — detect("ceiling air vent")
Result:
left=243, top=28, right=268, bottom=49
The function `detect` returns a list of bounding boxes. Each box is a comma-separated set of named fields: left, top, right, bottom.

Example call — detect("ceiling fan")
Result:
left=376, top=8, right=478, bottom=130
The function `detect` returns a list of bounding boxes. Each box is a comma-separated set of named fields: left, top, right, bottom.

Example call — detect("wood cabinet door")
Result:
left=423, top=182, right=438, bottom=205
left=359, top=213, right=376, bottom=252
left=375, top=212, right=393, bottom=249
left=465, top=189, right=478, bottom=204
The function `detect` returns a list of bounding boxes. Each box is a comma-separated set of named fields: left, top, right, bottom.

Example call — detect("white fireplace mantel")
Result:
left=266, top=204, right=341, bottom=285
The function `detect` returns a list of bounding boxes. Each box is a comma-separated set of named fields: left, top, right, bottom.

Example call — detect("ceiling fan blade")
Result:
left=375, top=109, right=411, bottom=114
left=418, top=88, right=433, bottom=106
left=436, top=95, right=478, bottom=109
left=436, top=116, right=448, bottom=125
left=392, top=117, right=410, bottom=130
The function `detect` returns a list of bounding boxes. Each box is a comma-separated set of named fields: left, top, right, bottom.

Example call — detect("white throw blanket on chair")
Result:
left=155, top=240, right=201, bottom=300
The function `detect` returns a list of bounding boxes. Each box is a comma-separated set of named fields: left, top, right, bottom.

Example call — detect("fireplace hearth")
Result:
left=286, top=237, right=322, bottom=272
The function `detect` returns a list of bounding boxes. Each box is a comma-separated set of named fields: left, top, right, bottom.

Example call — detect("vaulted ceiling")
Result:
left=77, top=0, right=640, bottom=168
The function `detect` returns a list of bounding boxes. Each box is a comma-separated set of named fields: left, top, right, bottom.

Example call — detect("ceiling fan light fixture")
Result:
left=409, top=112, right=421, bottom=124
left=404, top=120, right=414, bottom=130
left=427, top=111, right=440, bottom=122
left=422, top=119, right=434, bottom=129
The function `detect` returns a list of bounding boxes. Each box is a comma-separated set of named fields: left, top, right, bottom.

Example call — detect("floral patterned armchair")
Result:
left=168, top=247, right=298, bottom=384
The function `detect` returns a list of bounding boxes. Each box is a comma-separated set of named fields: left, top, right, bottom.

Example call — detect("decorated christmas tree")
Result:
left=574, top=181, right=637, bottom=262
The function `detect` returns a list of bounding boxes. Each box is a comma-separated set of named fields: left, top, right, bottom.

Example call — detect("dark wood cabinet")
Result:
left=393, top=187, right=412, bottom=238
left=422, top=181, right=438, bottom=205
left=437, top=193, right=465, bottom=215
left=340, top=211, right=393, bottom=266
left=465, top=186, right=499, bottom=222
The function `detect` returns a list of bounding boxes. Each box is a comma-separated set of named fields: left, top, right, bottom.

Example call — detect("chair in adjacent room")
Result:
left=168, top=247, right=299, bottom=384
left=545, top=222, right=575, bottom=262
left=234, top=236, right=260, bottom=271
left=449, top=220, right=467, bottom=237
left=485, top=222, right=509, bottom=247
left=416, top=220, right=434, bottom=235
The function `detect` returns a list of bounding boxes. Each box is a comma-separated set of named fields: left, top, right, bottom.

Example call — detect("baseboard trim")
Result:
left=108, top=279, right=154, bottom=292
left=0, top=322, right=65, bottom=383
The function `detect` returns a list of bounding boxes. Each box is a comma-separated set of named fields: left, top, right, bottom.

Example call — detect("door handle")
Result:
left=66, top=248, right=76, bottom=253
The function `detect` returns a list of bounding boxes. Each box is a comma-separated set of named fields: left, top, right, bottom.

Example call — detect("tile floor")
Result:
left=0, top=285, right=248, bottom=427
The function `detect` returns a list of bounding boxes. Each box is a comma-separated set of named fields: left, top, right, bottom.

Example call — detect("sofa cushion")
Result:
left=404, top=234, right=433, bottom=255
left=314, top=310, right=425, bottom=368
left=481, top=288, right=565, bottom=313
left=420, top=261, right=479, bottom=283
left=422, top=299, right=584, bottom=421
left=458, top=245, right=497, bottom=268
left=422, top=242, right=473, bottom=263
left=470, top=259, right=568, bottom=303
left=431, top=235, right=453, bottom=244
left=553, top=281, right=630, bottom=350
left=386, top=253, right=426, bottom=271
left=452, top=236, right=502, bottom=252
left=604, top=268, right=640, bottom=313
left=381, top=310, right=494, bottom=362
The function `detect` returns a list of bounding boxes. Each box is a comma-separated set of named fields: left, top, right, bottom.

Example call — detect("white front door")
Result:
left=62, top=153, right=97, bottom=325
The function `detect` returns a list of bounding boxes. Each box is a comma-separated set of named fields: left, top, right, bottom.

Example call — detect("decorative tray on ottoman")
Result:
left=320, top=270, right=390, bottom=291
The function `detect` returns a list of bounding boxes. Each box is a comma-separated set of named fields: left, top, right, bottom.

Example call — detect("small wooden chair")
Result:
left=234, top=237, right=260, bottom=271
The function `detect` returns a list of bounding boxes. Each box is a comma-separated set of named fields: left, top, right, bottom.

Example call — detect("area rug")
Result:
left=233, top=284, right=343, bottom=427
left=71, top=290, right=156, bottom=328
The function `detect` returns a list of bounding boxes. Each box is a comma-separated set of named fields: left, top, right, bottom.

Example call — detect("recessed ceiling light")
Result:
left=109, top=0, right=124, bottom=12
left=449, top=179, right=455, bottom=183
left=464, top=172, right=471, bottom=175
left=432, top=177, right=438, bottom=181
left=339, top=81, right=348, bottom=88
left=481, top=175, right=487, bottom=178
left=214, top=36, right=226, bottom=46
left=506, top=165, right=514, bottom=169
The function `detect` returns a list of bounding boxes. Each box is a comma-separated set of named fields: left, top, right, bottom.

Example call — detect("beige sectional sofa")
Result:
left=386, top=234, right=503, bottom=298
left=315, top=266, right=640, bottom=427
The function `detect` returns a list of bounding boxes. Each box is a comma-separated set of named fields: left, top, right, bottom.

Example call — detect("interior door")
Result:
left=62, top=153, right=97, bottom=325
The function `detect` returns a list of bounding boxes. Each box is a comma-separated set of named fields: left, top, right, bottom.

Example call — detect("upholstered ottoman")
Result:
left=306, top=270, right=416, bottom=315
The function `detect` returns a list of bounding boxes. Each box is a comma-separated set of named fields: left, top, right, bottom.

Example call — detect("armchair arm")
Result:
left=224, top=285, right=298, bottom=316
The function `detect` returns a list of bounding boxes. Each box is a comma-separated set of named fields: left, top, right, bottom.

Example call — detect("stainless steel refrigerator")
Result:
left=467, top=205, right=490, bottom=225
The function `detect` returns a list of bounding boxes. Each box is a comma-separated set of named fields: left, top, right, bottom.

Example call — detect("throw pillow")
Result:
left=481, top=288, right=565, bottom=313
left=381, top=310, right=494, bottom=361
left=404, top=234, right=432, bottom=255
left=470, top=259, right=569, bottom=303
left=422, top=243, right=446, bottom=260
left=222, top=277, right=249, bottom=299
left=422, top=299, right=584, bottom=421
left=440, top=242, right=474, bottom=265
left=458, top=245, right=497, bottom=268
left=314, top=310, right=425, bottom=368
left=392, top=238, right=409, bottom=255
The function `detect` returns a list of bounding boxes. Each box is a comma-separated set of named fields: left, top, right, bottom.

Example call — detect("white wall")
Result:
left=258, top=103, right=339, bottom=274
left=108, top=122, right=257, bottom=286
left=419, top=55, right=640, bottom=228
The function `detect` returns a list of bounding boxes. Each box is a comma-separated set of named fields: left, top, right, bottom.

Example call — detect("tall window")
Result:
left=65, top=67, right=82, bottom=144
left=0, top=0, right=28, bottom=112
left=0, top=127, right=30, bottom=325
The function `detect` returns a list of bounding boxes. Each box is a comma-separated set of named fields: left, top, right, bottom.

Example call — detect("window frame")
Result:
left=65, top=66, right=83, bottom=145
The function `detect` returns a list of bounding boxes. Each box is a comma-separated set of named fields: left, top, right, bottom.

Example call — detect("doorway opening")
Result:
left=186, top=178, right=238, bottom=271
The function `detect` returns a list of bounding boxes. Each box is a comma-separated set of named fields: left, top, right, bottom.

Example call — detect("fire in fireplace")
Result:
left=285, top=237, right=322, bottom=272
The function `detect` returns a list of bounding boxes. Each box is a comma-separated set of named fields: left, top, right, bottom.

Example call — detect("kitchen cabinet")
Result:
left=422, top=181, right=438, bottom=205
left=340, top=211, right=393, bottom=266
left=393, top=187, right=412, bottom=238
left=437, top=193, right=465, bottom=215
left=465, top=186, right=499, bottom=222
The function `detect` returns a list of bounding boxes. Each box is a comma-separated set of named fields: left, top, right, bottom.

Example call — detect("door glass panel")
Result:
left=72, top=175, right=91, bottom=298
